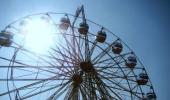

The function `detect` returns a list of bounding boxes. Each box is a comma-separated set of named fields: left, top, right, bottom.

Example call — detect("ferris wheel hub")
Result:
left=72, top=74, right=83, bottom=87
left=80, top=61, right=94, bottom=73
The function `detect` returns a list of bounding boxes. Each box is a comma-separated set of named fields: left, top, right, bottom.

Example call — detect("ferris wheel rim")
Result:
left=0, top=11, right=156, bottom=99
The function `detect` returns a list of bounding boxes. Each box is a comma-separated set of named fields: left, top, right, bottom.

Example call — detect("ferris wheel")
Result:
left=0, top=5, right=156, bottom=100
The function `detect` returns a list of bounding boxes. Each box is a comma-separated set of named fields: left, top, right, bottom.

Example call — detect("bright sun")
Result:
left=20, top=17, right=56, bottom=53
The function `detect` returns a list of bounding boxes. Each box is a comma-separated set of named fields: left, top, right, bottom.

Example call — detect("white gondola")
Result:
left=0, top=30, right=13, bottom=47
left=96, top=30, right=106, bottom=43
left=147, top=92, right=156, bottom=100
left=137, top=72, right=148, bottom=85
left=59, top=17, right=70, bottom=30
left=112, top=41, right=123, bottom=54
left=126, top=55, right=137, bottom=69
left=78, top=22, right=89, bottom=35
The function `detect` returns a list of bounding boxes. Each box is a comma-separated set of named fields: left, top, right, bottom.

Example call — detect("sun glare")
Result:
left=20, top=17, right=56, bottom=53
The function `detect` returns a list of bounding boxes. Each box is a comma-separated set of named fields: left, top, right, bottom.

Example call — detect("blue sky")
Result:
left=0, top=0, right=169, bottom=99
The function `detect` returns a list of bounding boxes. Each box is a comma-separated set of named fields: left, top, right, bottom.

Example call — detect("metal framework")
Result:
left=0, top=5, right=156, bottom=100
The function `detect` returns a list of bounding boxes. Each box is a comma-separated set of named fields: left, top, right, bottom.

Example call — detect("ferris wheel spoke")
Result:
left=19, top=81, right=70, bottom=100
left=12, top=70, right=50, bottom=79
left=77, top=35, right=85, bottom=61
left=84, top=35, right=90, bottom=61
left=10, top=45, right=74, bottom=70
left=65, top=85, right=79, bottom=100
left=47, top=80, right=71, bottom=100
left=94, top=56, right=113, bottom=65
left=104, top=83, right=131, bottom=99
left=10, top=45, right=77, bottom=66
left=0, top=65, right=76, bottom=77
left=49, top=53, right=74, bottom=75
left=7, top=48, right=19, bottom=80
left=21, top=80, right=52, bottom=98
left=0, top=76, right=61, bottom=96
left=85, top=32, right=97, bottom=60
left=83, top=83, right=102, bottom=100
left=58, top=42, right=80, bottom=63
left=50, top=48, right=77, bottom=74
left=104, top=69, right=136, bottom=86
left=104, top=81, right=135, bottom=98
left=70, top=28, right=82, bottom=63
left=99, top=70, right=126, bottom=79
left=130, top=85, right=143, bottom=97
left=0, top=67, right=63, bottom=79
left=81, top=76, right=94, bottom=97
left=6, top=55, right=66, bottom=76
left=11, top=68, right=67, bottom=80
left=81, top=82, right=97, bottom=99
left=49, top=52, right=77, bottom=67
left=104, top=84, right=123, bottom=100
left=0, top=56, right=34, bottom=67
left=0, top=65, right=76, bottom=68
left=98, top=69, right=121, bottom=78
left=62, top=32, right=77, bottom=57
left=61, top=28, right=82, bottom=61
left=15, top=68, right=56, bottom=78
left=84, top=72, right=114, bottom=99
left=94, top=52, right=131, bottom=65
left=78, top=35, right=86, bottom=61
left=82, top=77, right=98, bottom=99
left=0, top=78, right=69, bottom=81
left=98, top=73, right=130, bottom=93
left=54, top=84, right=71, bottom=100
left=103, top=83, right=126, bottom=92
left=63, top=31, right=85, bottom=59
left=21, top=81, right=70, bottom=100
left=64, top=85, right=74, bottom=100
left=99, top=70, right=137, bottom=85
left=79, top=86, right=88, bottom=100
left=6, top=49, right=71, bottom=67
left=73, top=31, right=84, bottom=61
left=89, top=40, right=97, bottom=58
left=95, top=60, right=126, bottom=73
left=91, top=41, right=114, bottom=63
left=51, top=59, right=76, bottom=75
left=51, top=48, right=78, bottom=65
left=89, top=77, right=98, bottom=99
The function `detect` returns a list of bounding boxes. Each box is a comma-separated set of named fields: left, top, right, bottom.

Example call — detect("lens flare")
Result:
left=20, top=18, right=56, bottom=53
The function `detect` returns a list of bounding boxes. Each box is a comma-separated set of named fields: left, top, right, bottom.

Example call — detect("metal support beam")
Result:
left=72, top=5, right=86, bottom=26
left=0, top=78, right=69, bottom=81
